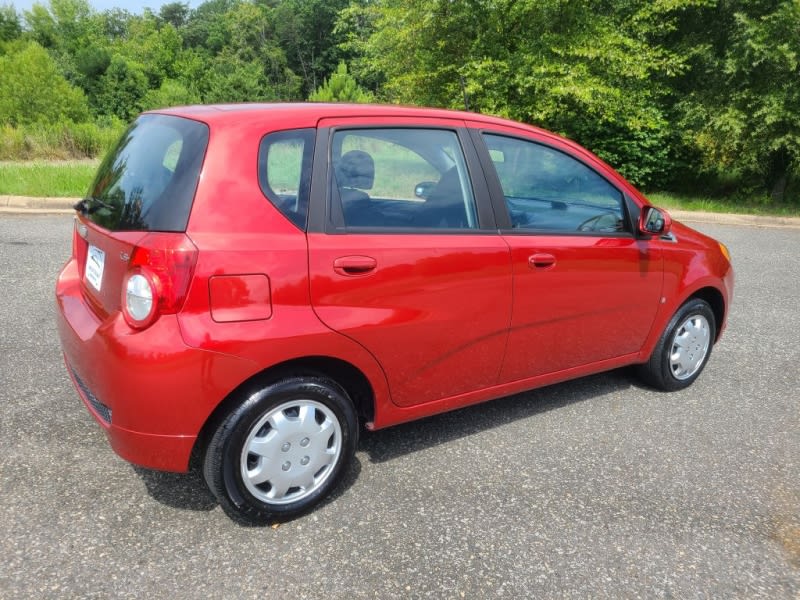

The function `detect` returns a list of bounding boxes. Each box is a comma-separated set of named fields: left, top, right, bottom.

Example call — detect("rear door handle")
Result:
left=528, top=253, right=556, bottom=269
left=333, top=255, right=377, bottom=276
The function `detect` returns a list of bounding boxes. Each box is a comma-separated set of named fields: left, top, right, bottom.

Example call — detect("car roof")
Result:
left=148, top=102, right=545, bottom=135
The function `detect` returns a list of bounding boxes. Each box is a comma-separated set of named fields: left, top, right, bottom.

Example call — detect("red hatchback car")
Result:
left=56, top=103, right=733, bottom=522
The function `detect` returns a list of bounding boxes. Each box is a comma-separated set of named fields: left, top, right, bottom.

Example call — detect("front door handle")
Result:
left=333, top=255, right=377, bottom=276
left=528, top=253, right=556, bottom=269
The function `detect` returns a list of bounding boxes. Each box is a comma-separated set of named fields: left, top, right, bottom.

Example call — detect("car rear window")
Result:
left=84, top=114, right=209, bottom=232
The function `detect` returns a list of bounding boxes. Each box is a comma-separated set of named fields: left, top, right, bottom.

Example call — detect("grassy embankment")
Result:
left=0, top=161, right=99, bottom=197
left=646, top=192, right=800, bottom=217
left=0, top=121, right=120, bottom=197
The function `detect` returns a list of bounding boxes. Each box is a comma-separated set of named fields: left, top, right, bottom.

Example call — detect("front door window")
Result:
left=483, top=133, right=628, bottom=234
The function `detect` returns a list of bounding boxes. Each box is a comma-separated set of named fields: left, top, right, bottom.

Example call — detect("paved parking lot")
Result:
left=1, top=214, right=797, bottom=598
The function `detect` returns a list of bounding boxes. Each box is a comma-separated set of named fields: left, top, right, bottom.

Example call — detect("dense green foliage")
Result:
left=309, top=61, right=372, bottom=102
left=340, top=0, right=799, bottom=199
left=0, top=40, right=89, bottom=124
left=0, top=0, right=797, bottom=203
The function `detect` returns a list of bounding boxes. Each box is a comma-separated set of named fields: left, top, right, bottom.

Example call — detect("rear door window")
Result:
left=330, top=128, right=479, bottom=230
left=85, top=114, right=209, bottom=232
left=258, top=128, right=315, bottom=230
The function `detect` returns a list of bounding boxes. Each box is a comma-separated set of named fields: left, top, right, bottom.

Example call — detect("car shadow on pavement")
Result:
left=131, top=455, right=364, bottom=524
left=133, top=466, right=217, bottom=512
left=359, top=368, right=637, bottom=463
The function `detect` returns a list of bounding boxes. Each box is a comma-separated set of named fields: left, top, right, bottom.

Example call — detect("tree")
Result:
left=159, top=2, right=189, bottom=29
left=308, top=61, right=372, bottom=102
left=171, top=47, right=210, bottom=99
left=182, top=0, right=235, bottom=52
left=124, top=16, right=183, bottom=87
left=0, top=5, right=21, bottom=42
left=339, top=0, right=698, bottom=187
left=0, top=41, right=89, bottom=125
left=24, top=0, right=94, bottom=53
left=141, top=78, right=199, bottom=110
left=674, top=1, right=800, bottom=200
left=273, top=0, right=353, bottom=96
left=73, top=44, right=111, bottom=113
left=203, top=52, right=273, bottom=102
left=95, top=54, right=148, bottom=120
left=98, top=7, right=133, bottom=40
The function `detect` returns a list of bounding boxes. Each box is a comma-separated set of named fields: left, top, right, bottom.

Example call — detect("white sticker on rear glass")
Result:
left=85, top=245, right=105, bottom=292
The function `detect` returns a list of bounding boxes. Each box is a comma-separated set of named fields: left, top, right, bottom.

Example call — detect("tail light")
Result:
left=121, top=233, right=198, bottom=329
left=73, top=218, right=88, bottom=278
left=71, top=217, right=79, bottom=258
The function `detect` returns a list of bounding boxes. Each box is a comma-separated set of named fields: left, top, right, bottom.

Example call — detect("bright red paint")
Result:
left=209, top=274, right=272, bottom=322
left=55, top=103, right=734, bottom=473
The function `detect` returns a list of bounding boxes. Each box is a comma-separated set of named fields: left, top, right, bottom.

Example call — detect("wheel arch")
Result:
left=687, top=286, right=726, bottom=341
left=639, top=282, right=728, bottom=364
left=189, top=355, right=375, bottom=472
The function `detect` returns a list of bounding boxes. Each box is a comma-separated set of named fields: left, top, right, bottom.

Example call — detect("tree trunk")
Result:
left=770, top=171, right=788, bottom=203
left=767, top=148, right=791, bottom=203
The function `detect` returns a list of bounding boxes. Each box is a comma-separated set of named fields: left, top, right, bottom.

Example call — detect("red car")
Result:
left=56, top=104, right=733, bottom=522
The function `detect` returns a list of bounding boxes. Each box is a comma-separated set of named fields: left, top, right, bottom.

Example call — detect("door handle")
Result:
left=528, top=253, right=556, bottom=269
left=333, top=255, right=377, bottom=276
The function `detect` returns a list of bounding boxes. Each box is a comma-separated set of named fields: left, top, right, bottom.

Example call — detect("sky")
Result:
left=6, top=1, right=205, bottom=14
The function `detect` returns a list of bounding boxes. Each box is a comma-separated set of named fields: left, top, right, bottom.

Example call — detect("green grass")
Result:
left=0, top=161, right=98, bottom=197
left=646, top=191, right=800, bottom=217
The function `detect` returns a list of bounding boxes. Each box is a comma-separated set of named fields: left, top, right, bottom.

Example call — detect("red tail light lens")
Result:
left=121, top=233, right=198, bottom=329
left=73, top=218, right=88, bottom=278
left=71, top=217, right=78, bottom=258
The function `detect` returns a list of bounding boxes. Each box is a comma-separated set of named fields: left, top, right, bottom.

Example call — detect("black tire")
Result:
left=638, top=298, right=716, bottom=391
left=203, top=376, right=358, bottom=524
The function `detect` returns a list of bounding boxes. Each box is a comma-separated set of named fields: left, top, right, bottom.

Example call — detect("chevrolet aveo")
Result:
left=56, top=104, right=734, bottom=523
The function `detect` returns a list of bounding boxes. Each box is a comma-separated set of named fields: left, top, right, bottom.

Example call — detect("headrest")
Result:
left=337, top=150, right=374, bottom=190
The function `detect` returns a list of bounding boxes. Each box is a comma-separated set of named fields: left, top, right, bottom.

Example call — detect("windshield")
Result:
left=84, top=114, right=209, bottom=232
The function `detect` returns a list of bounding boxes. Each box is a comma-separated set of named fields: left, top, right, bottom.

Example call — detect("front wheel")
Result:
left=638, top=298, right=716, bottom=391
left=203, top=376, right=358, bottom=523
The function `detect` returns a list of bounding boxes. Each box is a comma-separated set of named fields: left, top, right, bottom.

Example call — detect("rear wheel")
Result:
left=638, top=298, right=716, bottom=391
left=203, top=376, right=357, bottom=523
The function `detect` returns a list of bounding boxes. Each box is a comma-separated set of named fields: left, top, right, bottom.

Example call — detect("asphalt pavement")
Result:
left=0, top=214, right=798, bottom=598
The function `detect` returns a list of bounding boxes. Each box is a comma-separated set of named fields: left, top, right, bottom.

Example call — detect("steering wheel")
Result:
left=577, top=213, right=620, bottom=232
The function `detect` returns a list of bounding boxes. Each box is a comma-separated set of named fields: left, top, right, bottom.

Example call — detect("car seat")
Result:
left=416, top=167, right=469, bottom=228
left=335, top=150, right=381, bottom=226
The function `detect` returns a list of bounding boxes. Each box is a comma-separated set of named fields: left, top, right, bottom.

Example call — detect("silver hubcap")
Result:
left=241, top=400, right=342, bottom=505
left=669, top=314, right=711, bottom=380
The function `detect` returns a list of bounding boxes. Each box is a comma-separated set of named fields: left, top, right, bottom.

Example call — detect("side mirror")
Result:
left=414, top=181, right=436, bottom=199
left=638, top=206, right=672, bottom=236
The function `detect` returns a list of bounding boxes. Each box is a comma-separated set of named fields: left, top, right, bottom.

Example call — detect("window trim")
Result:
left=469, top=128, right=635, bottom=237
left=315, top=124, right=498, bottom=235
left=257, top=127, right=316, bottom=231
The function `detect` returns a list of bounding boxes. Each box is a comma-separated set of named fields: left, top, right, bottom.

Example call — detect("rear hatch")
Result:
left=74, top=114, right=209, bottom=320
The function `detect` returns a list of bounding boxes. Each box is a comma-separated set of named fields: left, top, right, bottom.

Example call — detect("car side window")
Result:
left=258, top=128, right=315, bottom=230
left=331, top=128, right=479, bottom=230
left=483, top=134, right=627, bottom=234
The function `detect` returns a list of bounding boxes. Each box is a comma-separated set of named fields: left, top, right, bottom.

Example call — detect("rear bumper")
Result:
left=63, top=358, right=197, bottom=471
left=56, top=258, right=255, bottom=472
